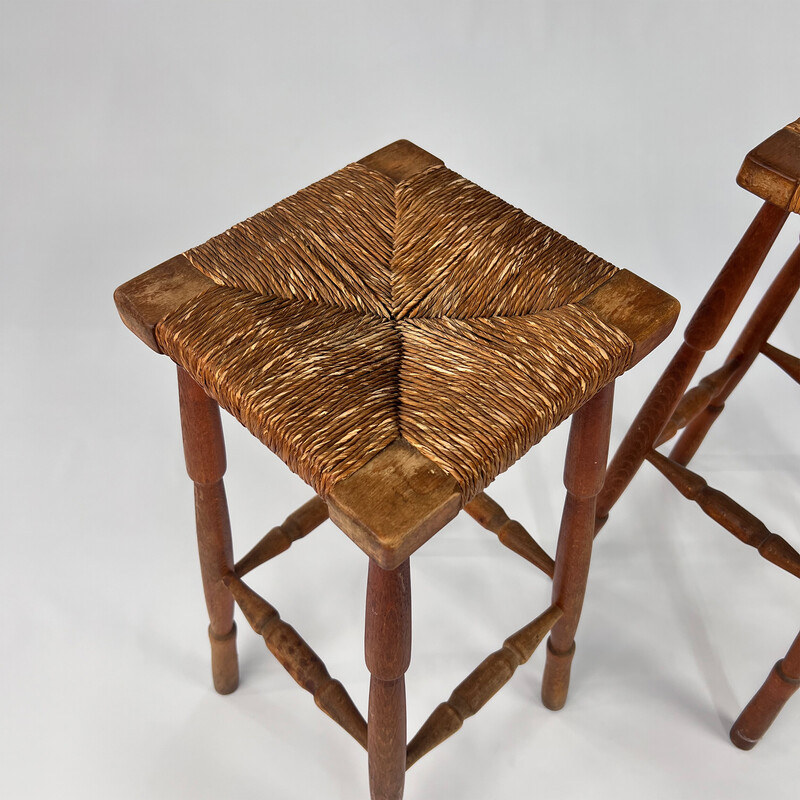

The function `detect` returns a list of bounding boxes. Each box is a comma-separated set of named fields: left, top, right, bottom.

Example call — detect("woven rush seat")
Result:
left=156, top=159, right=634, bottom=484
left=114, top=139, right=679, bottom=800
left=118, top=141, right=676, bottom=566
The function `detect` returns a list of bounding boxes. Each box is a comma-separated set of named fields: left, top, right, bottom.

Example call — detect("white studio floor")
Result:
left=2, top=2, right=799, bottom=798
left=5, top=376, right=798, bottom=800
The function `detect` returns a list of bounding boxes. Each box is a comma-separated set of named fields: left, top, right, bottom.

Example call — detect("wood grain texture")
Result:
left=358, top=139, right=444, bottom=185
left=178, top=365, right=227, bottom=484
left=737, top=119, right=800, bottom=213
left=327, top=440, right=461, bottom=570
left=369, top=679, right=406, bottom=800
left=596, top=200, right=788, bottom=525
left=177, top=366, right=238, bottom=694
left=730, top=630, right=800, bottom=750
left=671, top=238, right=800, bottom=465
left=114, top=255, right=217, bottom=352
left=761, top=342, right=800, bottom=384
left=234, top=496, right=329, bottom=577
left=406, top=604, right=561, bottom=768
left=683, top=202, right=789, bottom=352
left=464, top=492, right=554, bottom=577
left=225, top=573, right=368, bottom=748
left=366, top=560, right=411, bottom=800
left=543, top=383, right=614, bottom=711
left=655, top=359, right=742, bottom=446
left=646, top=449, right=800, bottom=579
left=578, top=269, right=680, bottom=366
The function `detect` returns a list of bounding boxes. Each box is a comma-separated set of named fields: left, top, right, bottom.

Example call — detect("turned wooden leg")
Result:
left=670, top=238, right=800, bottom=466
left=730, top=630, right=800, bottom=750
left=596, top=201, right=789, bottom=526
left=365, top=559, right=411, bottom=800
left=542, top=383, right=614, bottom=710
left=177, top=366, right=239, bottom=694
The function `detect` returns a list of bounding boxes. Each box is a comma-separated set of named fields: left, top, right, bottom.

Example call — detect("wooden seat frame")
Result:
left=115, top=142, right=678, bottom=800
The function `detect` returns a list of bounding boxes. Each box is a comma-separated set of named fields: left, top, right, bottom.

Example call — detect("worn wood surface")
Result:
left=365, top=559, right=411, bottom=800
left=596, top=200, right=789, bottom=526
left=406, top=604, right=561, bottom=769
left=225, top=573, right=368, bottom=748
left=542, top=383, right=614, bottom=710
left=737, top=119, right=800, bottom=213
left=235, top=496, right=329, bottom=577
left=671, top=238, right=800, bottom=465
left=177, top=366, right=238, bottom=694
left=114, top=254, right=216, bottom=352
left=464, top=492, right=554, bottom=576
left=730, top=630, right=800, bottom=749
left=578, top=269, right=679, bottom=366
left=327, top=440, right=461, bottom=570
left=646, top=449, right=800, bottom=579
left=358, top=139, right=444, bottom=185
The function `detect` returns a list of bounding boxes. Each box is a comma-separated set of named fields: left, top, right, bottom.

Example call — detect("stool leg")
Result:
left=365, top=559, right=411, bottom=800
left=177, top=366, right=239, bottom=695
left=596, top=201, right=789, bottom=526
left=730, top=630, right=800, bottom=750
left=542, top=382, right=614, bottom=710
left=670, top=239, right=800, bottom=466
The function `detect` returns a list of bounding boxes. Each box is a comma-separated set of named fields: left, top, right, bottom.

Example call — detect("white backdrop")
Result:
left=2, top=2, right=799, bottom=798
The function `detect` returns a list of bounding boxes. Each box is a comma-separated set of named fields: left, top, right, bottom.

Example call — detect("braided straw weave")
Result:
left=156, top=160, right=634, bottom=499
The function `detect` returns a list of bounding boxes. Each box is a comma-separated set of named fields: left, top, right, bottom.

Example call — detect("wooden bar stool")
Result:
left=596, top=118, right=800, bottom=750
left=114, top=141, right=678, bottom=799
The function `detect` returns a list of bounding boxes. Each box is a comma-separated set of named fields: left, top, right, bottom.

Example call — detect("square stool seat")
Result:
left=116, top=140, right=677, bottom=569
left=115, top=140, right=679, bottom=800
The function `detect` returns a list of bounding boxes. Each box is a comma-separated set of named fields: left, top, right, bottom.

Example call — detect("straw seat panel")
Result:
left=156, top=287, right=401, bottom=495
left=150, top=146, right=640, bottom=500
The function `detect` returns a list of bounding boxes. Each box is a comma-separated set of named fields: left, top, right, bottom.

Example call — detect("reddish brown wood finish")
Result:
left=225, top=573, right=368, bottom=748
left=596, top=201, right=789, bottom=527
left=464, top=492, right=555, bottom=577
left=761, top=342, right=800, bottom=384
left=114, top=254, right=217, bottom=352
left=235, top=496, right=329, bottom=577
left=358, top=140, right=444, bottom=185
left=406, top=604, right=561, bottom=768
left=646, top=450, right=800, bottom=579
left=365, top=559, right=411, bottom=800
left=655, top=359, right=741, bottom=446
left=177, top=366, right=239, bottom=694
left=670, top=238, right=800, bottom=465
left=730, top=630, right=800, bottom=749
left=327, top=440, right=461, bottom=570
left=737, top=119, right=800, bottom=212
left=542, top=382, right=614, bottom=710
left=578, top=269, right=680, bottom=366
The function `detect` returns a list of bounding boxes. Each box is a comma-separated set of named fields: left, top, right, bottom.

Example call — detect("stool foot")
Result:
left=209, top=623, right=239, bottom=694
left=541, top=639, right=576, bottom=711
left=730, top=658, right=800, bottom=750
